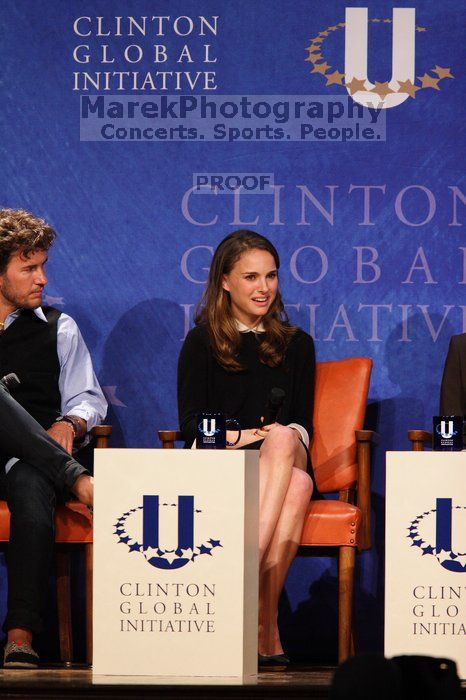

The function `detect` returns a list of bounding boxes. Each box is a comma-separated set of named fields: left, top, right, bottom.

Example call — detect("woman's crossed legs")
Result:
left=256, top=425, right=313, bottom=656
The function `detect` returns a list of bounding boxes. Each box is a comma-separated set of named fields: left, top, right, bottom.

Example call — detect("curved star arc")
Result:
left=305, top=18, right=455, bottom=100
left=112, top=503, right=222, bottom=567
left=406, top=506, right=466, bottom=572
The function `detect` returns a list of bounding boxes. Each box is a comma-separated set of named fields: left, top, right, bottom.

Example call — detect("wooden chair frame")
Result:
left=316, top=428, right=374, bottom=662
left=407, top=429, right=432, bottom=451
left=56, top=425, right=111, bottom=666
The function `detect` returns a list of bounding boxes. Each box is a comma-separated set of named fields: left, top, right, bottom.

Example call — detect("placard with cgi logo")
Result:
left=93, top=449, right=259, bottom=679
left=385, top=452, right=466, bottom=678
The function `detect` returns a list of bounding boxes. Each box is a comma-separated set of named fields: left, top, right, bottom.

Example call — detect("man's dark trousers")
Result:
left=0, top=383, right=88, bottom=634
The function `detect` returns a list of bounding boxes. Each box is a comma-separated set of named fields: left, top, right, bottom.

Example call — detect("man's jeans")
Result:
left=0, top=383, right=88, bottom=634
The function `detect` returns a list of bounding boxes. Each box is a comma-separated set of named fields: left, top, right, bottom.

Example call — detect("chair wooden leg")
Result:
left=56, top=550, right=73, bottom=665
left=338, top=545, right=356, bottom=663
left=350, top=624, right=356, bottom=656
left=85, top=542, right=93, bottom=666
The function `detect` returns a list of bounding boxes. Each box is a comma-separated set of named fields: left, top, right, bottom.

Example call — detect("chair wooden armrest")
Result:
left=407, top=429, right=432, bottom=451
left=158, top=430, right=183, bottom=448
left=356, top=429, right=378, bottom=445
left=91, top=425, right=112, bottom=448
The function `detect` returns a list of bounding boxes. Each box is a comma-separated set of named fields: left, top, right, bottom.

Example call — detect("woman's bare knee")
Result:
left=285, top=468, right=313, bottom=509
left=261, top=425, right=299, bottom=456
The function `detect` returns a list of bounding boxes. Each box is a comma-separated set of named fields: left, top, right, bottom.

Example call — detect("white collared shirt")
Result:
left=235, top=320, right=266, bottom=333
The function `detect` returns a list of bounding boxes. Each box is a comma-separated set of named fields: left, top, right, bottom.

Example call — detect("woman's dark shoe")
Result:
left=258, top=653, right=290, bottom=669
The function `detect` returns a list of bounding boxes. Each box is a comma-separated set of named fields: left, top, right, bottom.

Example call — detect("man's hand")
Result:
left=71, top=474, right=93, bottom=507
left=47, top=421, right=75, bottom=455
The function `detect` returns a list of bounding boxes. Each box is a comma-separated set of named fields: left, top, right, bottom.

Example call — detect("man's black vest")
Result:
left=0, top=306, right=61, bottom=430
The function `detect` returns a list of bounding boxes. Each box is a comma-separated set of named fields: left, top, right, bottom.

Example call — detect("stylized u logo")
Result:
left=203, top=418, right=216, bottom=436
left=436, top=498, right=466, bottom=573
left=142, top=495, right=194, bottom=569
left=440, top=420, right=454, bottom=438
left=345, top=7, right=415, bottom=109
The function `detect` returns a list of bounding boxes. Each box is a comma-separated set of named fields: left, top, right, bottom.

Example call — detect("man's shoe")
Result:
left=3, top=641, right=39, bottom=668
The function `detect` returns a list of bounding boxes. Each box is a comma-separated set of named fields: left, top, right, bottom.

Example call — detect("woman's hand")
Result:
left=226, top=428, right=263, bottom=449
left=253, top=421, right=279, bottom=440
left=226, top=423, right=292, bottom=448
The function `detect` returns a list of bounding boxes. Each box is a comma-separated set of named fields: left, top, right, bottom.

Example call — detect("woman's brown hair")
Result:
left=195, top=230, right=297, bottom=371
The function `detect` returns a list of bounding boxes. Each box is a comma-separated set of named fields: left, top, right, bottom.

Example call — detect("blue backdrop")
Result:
left=0, top=0, right=464, bottom=661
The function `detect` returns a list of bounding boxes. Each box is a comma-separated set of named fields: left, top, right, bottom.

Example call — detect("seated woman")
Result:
left=177, top=229, right=317, bottom=665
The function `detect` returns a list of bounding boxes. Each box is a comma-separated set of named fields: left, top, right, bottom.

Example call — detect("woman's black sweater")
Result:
left=177, top=325, right=315, bottom=446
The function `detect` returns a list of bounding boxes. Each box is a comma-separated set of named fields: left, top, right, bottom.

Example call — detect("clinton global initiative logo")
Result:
left=407, top=498, right=466, bottom=573
left=113, top=495, right=222, bottom=570
left=200, top=418, right=220, bottom=437
left=436, top=420, right=458, bottom=440
left=305, top=7, right=455, bottom=109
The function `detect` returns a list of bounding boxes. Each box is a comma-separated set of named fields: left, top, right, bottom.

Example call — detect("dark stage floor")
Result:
left=0, top=666, right=465, bottom=700
left=0, top=665, right=333, bottom=699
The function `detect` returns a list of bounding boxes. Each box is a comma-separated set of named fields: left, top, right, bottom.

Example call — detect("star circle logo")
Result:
left=407, top=499, right=466, bottom=573
left=305, top=9, right=455, bottom=109
left=113, top=495, right=222, bottom=570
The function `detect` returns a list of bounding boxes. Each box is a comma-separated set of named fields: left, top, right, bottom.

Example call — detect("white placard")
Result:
left=93, top=449, right=259, bottom=679
left=385, top=451, right=466, bottom=678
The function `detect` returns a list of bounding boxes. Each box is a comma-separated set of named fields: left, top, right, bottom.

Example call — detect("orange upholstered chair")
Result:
left=0, top=424, right=111, bottom=666
left=159, top=357, right=374, bottom=664
left=300, top=358, right=373, bottom=662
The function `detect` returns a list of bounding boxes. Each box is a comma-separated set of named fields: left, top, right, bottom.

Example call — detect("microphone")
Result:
left=0, top=373, right=21, bottom=394
left=262, top=387, right=286, bottom=425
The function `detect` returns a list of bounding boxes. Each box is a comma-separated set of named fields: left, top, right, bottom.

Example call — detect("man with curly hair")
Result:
left=0, top=208, right=107, bottom=668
